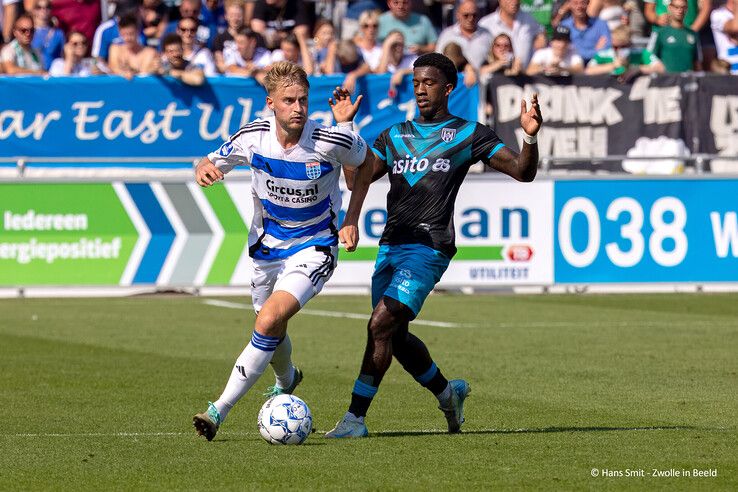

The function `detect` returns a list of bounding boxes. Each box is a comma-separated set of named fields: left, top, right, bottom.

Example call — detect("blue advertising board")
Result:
left=0, top=74, right=478, bottom=159
left=554, top=180, right=738, bottom=283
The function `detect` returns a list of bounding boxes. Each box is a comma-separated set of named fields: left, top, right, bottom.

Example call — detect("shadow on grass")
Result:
left=370, top=425, right=698, bottom=438
left=212, top=437, right=327, bottom=446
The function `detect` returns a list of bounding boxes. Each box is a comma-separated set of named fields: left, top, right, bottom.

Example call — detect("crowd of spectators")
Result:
left=0, top=0, right=736, bottom=83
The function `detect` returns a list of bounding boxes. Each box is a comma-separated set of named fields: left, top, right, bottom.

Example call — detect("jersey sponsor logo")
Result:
left=218, top=141, right=234, bottom=157
left=391, top=156, right=451, bottom=175
left=266, top=179, right=320, bottom=204
left=305, top=161, right=322, bottom=179
left=687, top=34, right=695, bottom=44
left=391, top=133, right=414, bottom=138
left=441, top=128, right=456, bottom=142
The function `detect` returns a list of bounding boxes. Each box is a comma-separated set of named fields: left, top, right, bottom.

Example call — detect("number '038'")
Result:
left=558, top=197, right=688, bottom=268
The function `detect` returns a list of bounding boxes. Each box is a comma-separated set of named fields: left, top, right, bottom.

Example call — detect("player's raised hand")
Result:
left=338, top=223, right=359, bottom=252
left=520, top=93, right=543, bottom=137
left=329, top=86, right=363, bottom=124
left=195, top=158, right=224, bottom=187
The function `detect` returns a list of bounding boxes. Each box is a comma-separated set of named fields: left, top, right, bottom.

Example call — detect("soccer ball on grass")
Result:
left=258, top=394, right=312, bottom=445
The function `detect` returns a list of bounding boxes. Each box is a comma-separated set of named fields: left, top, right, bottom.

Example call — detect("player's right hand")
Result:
left=195, top=160, right=224, bottom=187
left=338, top=224, right=359, bottom=252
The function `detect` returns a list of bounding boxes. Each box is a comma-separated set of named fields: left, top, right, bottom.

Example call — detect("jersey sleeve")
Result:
left=313, top=125, right=368, bottom=168
left=371, top=129, right=390, bottom=164
left=472, top=123, right=505, bottom=164
left=206, top=131, right=254, bottom=174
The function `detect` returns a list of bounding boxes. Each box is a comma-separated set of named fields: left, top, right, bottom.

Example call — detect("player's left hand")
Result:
left=520, top=93, right=543, bottom=136
left=338, top=223, right=359, bottom=252
left=329, top=86, right=363, bottom=124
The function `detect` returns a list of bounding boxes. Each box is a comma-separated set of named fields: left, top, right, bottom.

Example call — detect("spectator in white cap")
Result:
left=527, top=25, right=585, bottom=74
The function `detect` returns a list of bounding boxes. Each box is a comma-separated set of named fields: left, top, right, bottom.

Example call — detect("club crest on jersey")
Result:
left=218, top=141, right=234, bottom=157
left=305, top=161, right=322, bottom=179
left=441, top=128, right=456, bottom=142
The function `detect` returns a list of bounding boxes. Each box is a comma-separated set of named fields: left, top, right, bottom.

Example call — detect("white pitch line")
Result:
left=202, top=299, right=467, bottom=328
left=6, top=432, right=191, bottom=438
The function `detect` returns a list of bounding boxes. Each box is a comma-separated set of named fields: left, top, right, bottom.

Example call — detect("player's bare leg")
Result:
left=393, top=325, right=470, bottom=433
left=326, top=298, right=403, bottom=438
left=193, top=291, right=301, bottom=441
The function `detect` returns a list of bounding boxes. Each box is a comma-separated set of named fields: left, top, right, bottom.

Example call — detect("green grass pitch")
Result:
left=1, top=293, right=737, bottom=490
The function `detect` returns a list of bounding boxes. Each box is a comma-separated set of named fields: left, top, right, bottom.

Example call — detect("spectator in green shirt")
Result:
left=521, top=0, right=556, bottom=36
left=647, top=0, right=702, bottom=72
left=644, top=0, right=711, bottom=33
left=586, top=24, right=665, bottom=74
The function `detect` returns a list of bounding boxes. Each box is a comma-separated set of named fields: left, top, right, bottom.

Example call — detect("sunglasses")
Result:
left=361, top=23, right=378, bottom=28
left=178, top=27, right=197, bottom=32
left=15, top=27, right=34, bottom=34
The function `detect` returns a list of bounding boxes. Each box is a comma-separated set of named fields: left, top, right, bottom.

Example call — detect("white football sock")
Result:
left=213, top=331, right=280, bottom=422
left=270, top=335, right=295, bottom=389
left=436, top=383, right=453, bottom=409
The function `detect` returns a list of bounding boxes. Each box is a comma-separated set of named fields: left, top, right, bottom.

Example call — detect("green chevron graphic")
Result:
left=203, top=183, right=249, bottom=285
left=0, top=184, right=136, bottom=284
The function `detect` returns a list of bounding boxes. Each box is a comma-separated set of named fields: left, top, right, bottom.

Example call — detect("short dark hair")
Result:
left=162, top=33, right=183, bottom=49
left=236, top=26, right=258, bottom=39
left=118, top=13, right=139, bottom=30
left=281, top=33, right=299, bottom=48
left=413, top=53, right=458, bottom=89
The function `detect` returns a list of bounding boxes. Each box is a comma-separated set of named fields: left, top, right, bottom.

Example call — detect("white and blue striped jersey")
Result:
left=207, top=115, right=367, bottom=261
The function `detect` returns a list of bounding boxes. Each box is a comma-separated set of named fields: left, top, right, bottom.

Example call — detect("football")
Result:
left=258, top=394, right=313, bottom=445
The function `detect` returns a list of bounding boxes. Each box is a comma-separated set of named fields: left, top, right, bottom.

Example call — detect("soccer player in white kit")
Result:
left=192, top=62, right=374, bottom=441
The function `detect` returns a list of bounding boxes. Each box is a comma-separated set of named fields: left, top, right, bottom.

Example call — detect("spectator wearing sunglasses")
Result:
left=177, top=16, right=218, bottom=76
left=1, top=14, right=45, bottom=74
left=49, top=31, right=101, bottom=76
left=436, top=0, right=493, bottom=70
left=353, top=9, right=382, bottom=71
left=480, top=32, right=522, bottom=75
left=31, top=0, right=64, bottom=70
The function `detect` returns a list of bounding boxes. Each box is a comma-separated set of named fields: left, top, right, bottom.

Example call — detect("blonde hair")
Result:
left=263, top=61, right=310, bottom=95
left=357, top=9, right=380, bottom=26
left=611, top=25, right=631, bottom=45
left=224, top=0, right=244, bottom=9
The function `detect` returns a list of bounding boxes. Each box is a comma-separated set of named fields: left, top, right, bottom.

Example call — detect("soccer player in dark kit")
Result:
left=326, top=52, right=543, bottom=437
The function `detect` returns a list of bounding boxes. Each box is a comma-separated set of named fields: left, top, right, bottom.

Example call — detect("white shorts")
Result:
left=250, top=245, right=337, bottom=313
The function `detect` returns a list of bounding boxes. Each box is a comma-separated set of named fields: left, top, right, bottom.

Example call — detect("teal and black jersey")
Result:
left=371, top=115, right=505, bottom=257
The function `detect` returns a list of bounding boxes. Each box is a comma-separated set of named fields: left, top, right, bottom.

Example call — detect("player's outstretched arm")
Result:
left=489, top=94, right=543, bottom=182
left=339, top=152, right=376, bottom=252
left=195, top=157, right=224, bottom=187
